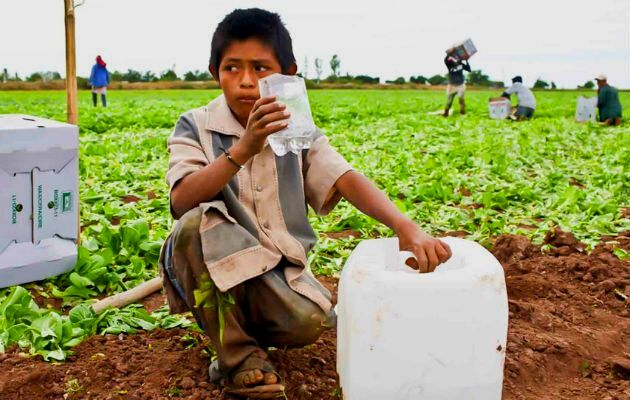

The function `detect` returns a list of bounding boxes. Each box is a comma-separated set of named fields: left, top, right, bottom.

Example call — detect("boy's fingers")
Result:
left=425, top=246, right=439, bottom=272
left=252, top=96, right=275, bottom=113
left=436, top=241, right=451, bottom=263
left=439, top=240, right=452, bottom=259
left=257, top=110, right=290, bottom=128
left=258, top=121, right=289, bottom=137
left=415, top=249, right=429, bottom=273
left=404, top=256, right=419, bottom=270
left=252, top=101, right=285, bottom=121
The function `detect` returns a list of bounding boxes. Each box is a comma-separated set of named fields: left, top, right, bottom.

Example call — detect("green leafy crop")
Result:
left=0, top=89, right=628, bottom=359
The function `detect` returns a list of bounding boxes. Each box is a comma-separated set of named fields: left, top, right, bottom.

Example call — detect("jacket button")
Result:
left=262, top=222, right=270, bottom=229
left=255, top=185, right=263, bottom=192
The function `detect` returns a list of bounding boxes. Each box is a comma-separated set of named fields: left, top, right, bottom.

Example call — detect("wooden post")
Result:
left=64, top=0, right=78, bottom=125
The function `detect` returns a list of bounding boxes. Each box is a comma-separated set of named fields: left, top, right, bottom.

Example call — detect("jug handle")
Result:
left=399, top=251, right=417, bottom=266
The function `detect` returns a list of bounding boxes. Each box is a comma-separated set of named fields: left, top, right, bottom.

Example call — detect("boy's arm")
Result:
left=171, top=97, right=288, bottom=218
left=334, top=171, right=451, bottom=272
left=171, top=150, right=246, bottom=219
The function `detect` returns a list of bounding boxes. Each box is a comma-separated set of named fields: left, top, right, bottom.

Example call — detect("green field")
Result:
left=1, top=89, right=629, bottom=359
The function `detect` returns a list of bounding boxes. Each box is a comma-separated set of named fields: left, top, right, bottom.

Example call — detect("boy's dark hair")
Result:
left=512, top=76, right=523, bottom=83
left=210, top=8, right=295, bottom=75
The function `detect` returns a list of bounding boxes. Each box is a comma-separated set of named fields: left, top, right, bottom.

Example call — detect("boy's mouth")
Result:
left=237, top=96, right=258, bottom=105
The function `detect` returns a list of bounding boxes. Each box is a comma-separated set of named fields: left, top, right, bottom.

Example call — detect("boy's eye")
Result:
left=224, top=65, right=238, bottom=72
left=255, top=65, right=269, bottom=72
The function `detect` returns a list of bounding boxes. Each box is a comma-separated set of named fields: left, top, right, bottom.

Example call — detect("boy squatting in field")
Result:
left=158, top=8, right=451, bottom=399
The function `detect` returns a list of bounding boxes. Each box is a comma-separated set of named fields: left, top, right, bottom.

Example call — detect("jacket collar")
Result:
left=205, top=94, right=245, bottom=137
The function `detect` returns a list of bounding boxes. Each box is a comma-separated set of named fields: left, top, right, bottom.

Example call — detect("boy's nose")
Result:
left=240, top=68, right=256, bottom=88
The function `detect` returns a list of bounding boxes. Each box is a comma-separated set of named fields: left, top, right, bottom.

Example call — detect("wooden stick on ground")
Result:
left=92, top=277, right=162, bottom=314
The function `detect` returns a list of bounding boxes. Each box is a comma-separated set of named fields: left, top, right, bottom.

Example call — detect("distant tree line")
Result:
left=0, top=62, right=599, bottom=90
left=0, top=68, right=62, bottom=82
left=0, top=68, right=214, bottom=83
left=108, top=69, right=212, bottom=82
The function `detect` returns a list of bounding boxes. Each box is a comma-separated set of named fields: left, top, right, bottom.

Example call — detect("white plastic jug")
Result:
left=337, top=237, right=508, bottom=400
left=488, top=98, right=511, bottom=120
left=575, top=96, right=597, bottom=122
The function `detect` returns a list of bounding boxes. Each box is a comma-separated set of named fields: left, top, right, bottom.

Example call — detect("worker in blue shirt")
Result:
left=89, top=55, right=110, bottom=107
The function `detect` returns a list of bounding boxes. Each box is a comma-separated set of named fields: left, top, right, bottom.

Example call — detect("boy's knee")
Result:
left=174, top=207, right=203, bottom=247
left=288, top=307, right=333, bottom=345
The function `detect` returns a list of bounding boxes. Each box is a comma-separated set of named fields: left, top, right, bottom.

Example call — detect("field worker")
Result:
left=88, top=55, right=110, bottom=107
left=159, top=8, right=451, bottom=399
left=501, top=76, right=536, bottom=120
left=443, top=52, right=471, bottom=117
left=595, top=74, right=622, bottom=126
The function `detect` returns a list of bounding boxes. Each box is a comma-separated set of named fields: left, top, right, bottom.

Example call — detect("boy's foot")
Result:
left=226, top=350, right=285, bottom=399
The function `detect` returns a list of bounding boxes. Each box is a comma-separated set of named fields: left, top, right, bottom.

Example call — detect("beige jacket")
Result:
left=162, top=95, right=352, bottom=312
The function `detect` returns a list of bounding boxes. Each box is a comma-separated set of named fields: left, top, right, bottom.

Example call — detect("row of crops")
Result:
left=1, top=89, right=628, bottom=360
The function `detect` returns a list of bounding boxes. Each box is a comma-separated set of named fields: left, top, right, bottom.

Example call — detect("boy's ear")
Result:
left=287, top=62, right=297, bottom=76
left=209, top=64, right=219, bottom=82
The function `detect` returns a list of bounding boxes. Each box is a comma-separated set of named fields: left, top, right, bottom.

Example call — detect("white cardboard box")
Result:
left=488, top=98, right=511, bottom=120
left=575, top=96, right=597, bottom=122
left=0, top=114, right=78, bottom=288
left=448, top=38, right=477, bottom=60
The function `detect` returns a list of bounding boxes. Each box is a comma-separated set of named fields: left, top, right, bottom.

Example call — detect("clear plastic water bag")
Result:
left=258, top=74, right=316, bottom=156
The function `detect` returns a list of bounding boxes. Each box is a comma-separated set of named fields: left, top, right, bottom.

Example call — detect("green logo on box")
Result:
left=62, top=192, right=72, bottom=213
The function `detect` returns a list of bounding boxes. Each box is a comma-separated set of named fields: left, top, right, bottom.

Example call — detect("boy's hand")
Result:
left=234, top=96, right=290, bottom=160
left=396, top=220, right=451, bottom=273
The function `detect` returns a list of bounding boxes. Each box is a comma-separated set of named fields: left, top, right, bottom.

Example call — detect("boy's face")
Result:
left=211, top=38, right=292, bottom=125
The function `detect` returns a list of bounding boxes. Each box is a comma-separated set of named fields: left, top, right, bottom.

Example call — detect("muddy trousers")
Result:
left=162, top=210, right=331, bottom=374
left=445, top=93, right=465, bottom=114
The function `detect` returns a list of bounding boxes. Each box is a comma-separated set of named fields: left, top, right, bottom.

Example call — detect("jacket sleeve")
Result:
left=444, top=55, right=454, bottom=69
left=303, top=131, right=353, bottom=215
left=463, top=61, right=471, bottom=72
left=597, top=88, right=606, bottom=109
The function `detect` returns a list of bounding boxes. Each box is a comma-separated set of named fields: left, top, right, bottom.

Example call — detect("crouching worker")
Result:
left=158, top=8, right=452, bottom=399
left=595, top=74, right=622, bottom=126
left=501, top=76, right=536, bottom=120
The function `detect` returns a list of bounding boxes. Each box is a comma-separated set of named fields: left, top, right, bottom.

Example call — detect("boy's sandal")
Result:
left=225, top=350, right=285, bottom=399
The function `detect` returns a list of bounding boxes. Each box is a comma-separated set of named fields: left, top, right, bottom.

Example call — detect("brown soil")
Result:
left=438, top=230, right=469, bottom=238
left=497, top=230, right=630, bottom=399
left=459, top=187, right=472, bottom=197
left=28, top=289, right=64, bottom=311
left=2, top=232, right=629, bottom=399
left=322, top=230, right=362, bottom=240
left=121, top=195, right=142, bottom=204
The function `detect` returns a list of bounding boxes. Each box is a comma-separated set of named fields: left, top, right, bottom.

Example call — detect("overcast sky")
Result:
left=1, top=0, right=629, bottom=88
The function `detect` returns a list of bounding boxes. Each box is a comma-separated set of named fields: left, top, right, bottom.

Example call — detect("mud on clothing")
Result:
left=446, top=83, right=466, bottom=98
left=159, top=95, right=353, bottom=371
left=160, top=208, right=334, bottom=372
